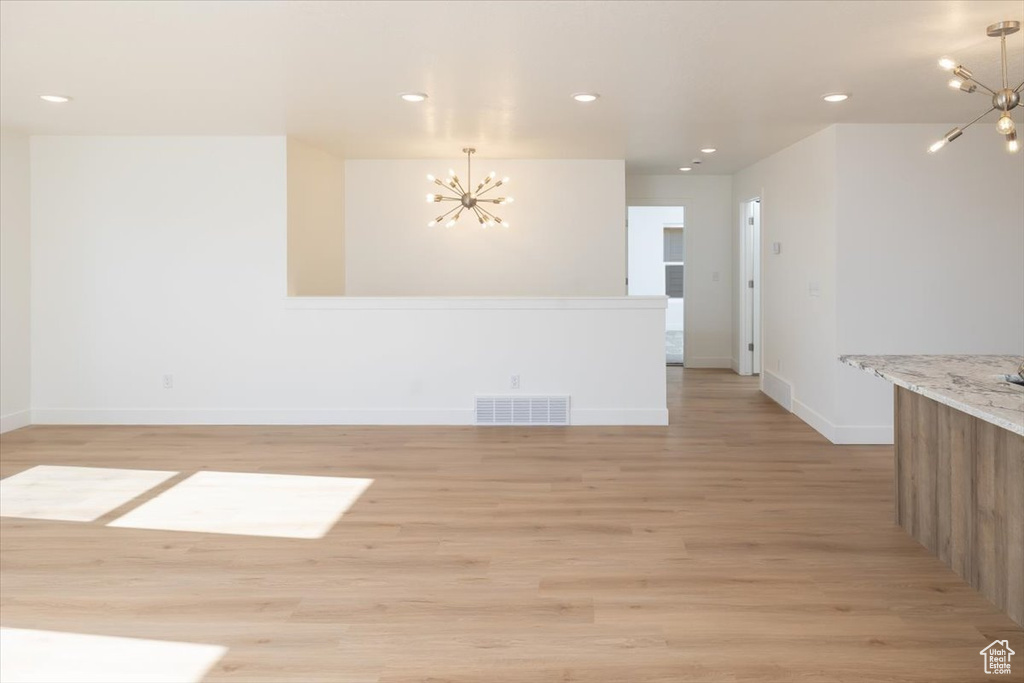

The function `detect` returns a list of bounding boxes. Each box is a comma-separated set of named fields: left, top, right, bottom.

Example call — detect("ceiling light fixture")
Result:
left=679, top=167, right=692, bottom=172
left=700, top=148, right=717, bottom=154
left=822, top=93, right=849, bottom=103
left=572, top=93, right=599, bottom=103
left=426, top=148, right=512, bottom=228
left=399, top=92, right=428, bottom=103
left=931, top=20, right=1023, bottom=154
left=39, top=94, right=72, bottom=103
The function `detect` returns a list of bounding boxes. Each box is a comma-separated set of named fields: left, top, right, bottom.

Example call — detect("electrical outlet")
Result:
left=162, top=374, right=174, bottom=390
left=510, top=374, right=521, bottom=390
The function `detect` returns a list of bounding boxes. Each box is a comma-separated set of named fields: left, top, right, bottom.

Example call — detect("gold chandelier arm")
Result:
left=476, top=182, right=503, bottom=197
left=1016, top=81, right=1024, bottom=93
left=477, top=205, right=500, bottom=222
left=970, top=78, right=998, bottom=96
left=961, top=106, right=998, bottom=131
left=434, top=204, right=461, bottom=222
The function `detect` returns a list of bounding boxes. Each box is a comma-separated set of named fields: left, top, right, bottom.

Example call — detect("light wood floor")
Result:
left=1, top=369, right=1020, bottom=682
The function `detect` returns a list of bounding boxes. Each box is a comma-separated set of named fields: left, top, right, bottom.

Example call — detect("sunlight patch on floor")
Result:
left=0, top=627, right=226, bottom=683
left=0, top=466, right=178, bottom=522
left=107, top=471, right=374, bottom=539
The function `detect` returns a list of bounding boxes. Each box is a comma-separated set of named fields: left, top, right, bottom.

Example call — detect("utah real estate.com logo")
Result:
left=980, top=640, right=1015, bottom=675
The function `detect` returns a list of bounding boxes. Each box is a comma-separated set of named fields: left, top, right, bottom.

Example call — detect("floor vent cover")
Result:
left=474, top=396, right=570, bottom=426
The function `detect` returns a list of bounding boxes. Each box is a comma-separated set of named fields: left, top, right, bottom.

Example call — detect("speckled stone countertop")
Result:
left=840, top=355, right=1024, bottom=436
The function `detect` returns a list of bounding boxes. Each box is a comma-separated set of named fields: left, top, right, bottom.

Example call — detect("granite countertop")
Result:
left=840, top=355, right=1024, bottom=436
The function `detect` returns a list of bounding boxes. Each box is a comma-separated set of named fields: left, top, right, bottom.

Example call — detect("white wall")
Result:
left=287, top=139, right=345, bottom=296
left=29, top=137, right=667, bottom=426
left=733, top=127, right=838, bottom=436
left=833, top=124, right=1024, bottom=430
left=0, top=129, right=32, bottom=432
left=345, top=159, right=626, bottom=296
left=733, top=123, right=1023, bottom=444
left=626, top=175, right=733, bottom=367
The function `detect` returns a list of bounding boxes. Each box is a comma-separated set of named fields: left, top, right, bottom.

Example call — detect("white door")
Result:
left=741, top=199, right=762, bottom=375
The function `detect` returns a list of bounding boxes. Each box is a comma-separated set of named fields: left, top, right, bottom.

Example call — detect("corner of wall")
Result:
left=0, top=128, right=32, bottom=433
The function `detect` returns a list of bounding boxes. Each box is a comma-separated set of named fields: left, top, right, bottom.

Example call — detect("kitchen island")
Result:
left=841, top=355, right=1024, bottom=625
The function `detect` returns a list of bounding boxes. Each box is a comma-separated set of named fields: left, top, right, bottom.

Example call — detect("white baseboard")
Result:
left=570, top=409, right=669, bottom=426
left=791, top=398, right=834, bottom=442
left=32, top=409, right=473, bottom=426
left=0, top=410, right=31, bottom=434
left=832, top=424, right=894, bottom=445
left=761, top=370, right=792, bottom=411
left=791, top=399, right=893, bottom=445
left=730, top=357, right=740, bottom=373
left=31, top=407, right=669, bottom=427
left=684, top=356, right=733, bottom=369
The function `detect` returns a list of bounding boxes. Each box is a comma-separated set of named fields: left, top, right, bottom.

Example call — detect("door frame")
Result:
left=626, top=203, right=688, bottom=366
left=738, top=196, right=762, bottom=376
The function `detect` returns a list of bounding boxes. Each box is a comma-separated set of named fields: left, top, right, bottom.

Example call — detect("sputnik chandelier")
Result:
left=426, top=148, right=513, bottom=228
left=931, top=20, right=1023, bottom=154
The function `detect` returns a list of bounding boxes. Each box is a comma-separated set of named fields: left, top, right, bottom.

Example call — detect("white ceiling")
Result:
left=2, top=1, right=1022, bottom=173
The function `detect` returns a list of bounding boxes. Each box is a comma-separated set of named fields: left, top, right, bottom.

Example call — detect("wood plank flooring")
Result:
left=1, top=369, right=1021, bottom=682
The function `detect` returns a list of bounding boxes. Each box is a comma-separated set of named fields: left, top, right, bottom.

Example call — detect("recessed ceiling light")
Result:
left=700, top=148, right=717, bottom=154
left=822, top=93, right=849, bottom=103
left=399, top=92, right=428, bottom=103
left=679, top=167, right=692, bottom=172
left=572, top=93, right=599, bottom=103
left=39, top=94, right=72, bottom=103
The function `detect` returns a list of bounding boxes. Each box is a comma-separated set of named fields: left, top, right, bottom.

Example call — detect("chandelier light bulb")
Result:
left=938, top=56, right=957, bottom=71
left=427, top=220, right=437, bottom=227
left=1008, top=131, right=1020, bottom=153
left=996, top=113, right=1015, bottom=135
left=948, top=78, right=963, bottom=90
left=426, top=174, right=435, bottom=181
left=928, top=126, right=963, bottom=153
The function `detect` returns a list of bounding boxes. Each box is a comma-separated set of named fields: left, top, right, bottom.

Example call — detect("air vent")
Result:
left=474, top=396, right=570, bottom=426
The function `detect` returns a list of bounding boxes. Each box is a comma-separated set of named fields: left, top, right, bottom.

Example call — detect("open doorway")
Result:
left=627, top=206, right=685, bottom=365
left=740, top=198, right=761, bottom=375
